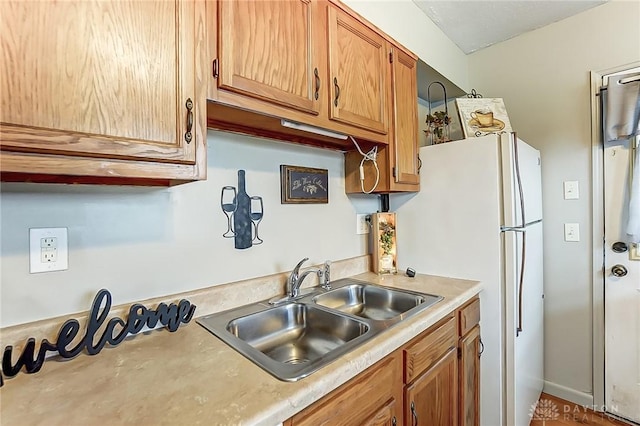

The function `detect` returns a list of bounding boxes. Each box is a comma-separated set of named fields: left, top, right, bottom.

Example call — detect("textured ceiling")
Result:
left=413, top=0, right=606, bottom=54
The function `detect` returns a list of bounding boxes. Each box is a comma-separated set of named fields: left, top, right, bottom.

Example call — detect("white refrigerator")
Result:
left=390, top=133, right=544, bottom=426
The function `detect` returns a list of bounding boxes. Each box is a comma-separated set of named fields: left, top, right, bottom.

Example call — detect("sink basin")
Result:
left=313, top=281, right=442, bottom=321
left=226, top=303, right=369, bottom=365
left=197, top=302, right=371, bottom=381
left=197, top=279, right=443, bottom=381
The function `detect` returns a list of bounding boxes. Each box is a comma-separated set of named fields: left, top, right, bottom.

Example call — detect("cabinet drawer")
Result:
left=291, top=351, right=402, bottom=426
left=458, top=298, right=480, bottom=337
left=404, top=316, right=457, bottom=383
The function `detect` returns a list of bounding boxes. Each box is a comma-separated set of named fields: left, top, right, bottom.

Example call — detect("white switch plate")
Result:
left=356, top=214, right=370, bottom=235
left=563, top=181, right=579, bottom=200
left=564, top=223, right=580, bottom=242
left=29, top=228, right=68, bottom=273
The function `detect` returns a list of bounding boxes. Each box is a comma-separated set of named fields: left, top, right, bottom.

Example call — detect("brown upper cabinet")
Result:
left=206, top=0, right=394, bottom=149
left=344, top=45, right=420, bottom=193
left=390, top=47, right=420, bottom=187
left=216, top=0, right=322, bottom=115
left=0, top=0, right=207, bottom=185
left=327, top=5, right=389, bottom=135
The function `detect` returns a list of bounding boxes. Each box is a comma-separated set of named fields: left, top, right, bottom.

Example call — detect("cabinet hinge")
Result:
left=212, top=59, right=219, bottom=78
left=392, top=167, right=396, bottom=178
left=389, top=51, right=393, bottom=63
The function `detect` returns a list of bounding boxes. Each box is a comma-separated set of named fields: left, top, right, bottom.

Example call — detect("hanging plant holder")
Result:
left=425, top=82, right=452, bottom=144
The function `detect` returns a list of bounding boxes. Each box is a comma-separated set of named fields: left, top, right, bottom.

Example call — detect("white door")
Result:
left=604, top=136, right=640, bottom=423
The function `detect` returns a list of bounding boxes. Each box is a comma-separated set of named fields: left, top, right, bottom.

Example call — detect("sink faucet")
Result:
left=287, top=257, right=320, bottom=298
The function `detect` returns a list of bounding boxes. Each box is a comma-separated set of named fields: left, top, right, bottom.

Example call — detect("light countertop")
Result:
left=0, top=272, right=480, bottom=425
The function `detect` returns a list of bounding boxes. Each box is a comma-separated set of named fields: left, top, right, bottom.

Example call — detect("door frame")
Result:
left=589, top=61, right=640, bottom=410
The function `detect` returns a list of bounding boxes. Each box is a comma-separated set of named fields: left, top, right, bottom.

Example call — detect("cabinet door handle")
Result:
left=314, top=68, right=320, bottom=100
left=479, top=337, right=484, bottom=358
left=212, top=59, right=219, bottom=78
left=411, top=401, right=419, bottom=426
left=333, top=77, right=340, bottom=107
left=392, top=416, right=397, bottom=426
left=417, top=154, right=422, bottom=173
left=185, top=98, right=193, bottom=144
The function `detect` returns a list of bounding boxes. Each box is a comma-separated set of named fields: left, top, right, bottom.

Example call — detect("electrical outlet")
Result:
left=356, top=214, right=370, bottom=235
left=40, top=247, right=58, bottom=263
left=41, top=237, right=57, bottom=248
left=30, top=228, right=68, bottom=273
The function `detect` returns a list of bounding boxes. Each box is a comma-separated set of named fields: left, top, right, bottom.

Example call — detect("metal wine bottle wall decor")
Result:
left=221, top=170, right=264, bottom=249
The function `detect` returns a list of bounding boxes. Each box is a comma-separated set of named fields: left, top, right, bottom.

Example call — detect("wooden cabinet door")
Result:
left=390, top=48, right=419, bottom=187
left=405, top=348, right=458, bottom=426
left=363, top=400, right=399, bottom=426
left=327, top=5, right=389, bottom=134
left=0, top=0, right=199, bottom=165
left=291, top=351, right=402, bottom=426
left=459, top=325, right=480, bottom=426
left=217, top=0, right=321, bottom=115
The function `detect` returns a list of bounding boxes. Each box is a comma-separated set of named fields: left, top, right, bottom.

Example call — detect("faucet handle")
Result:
left=321, top=260, right=331, bottom=289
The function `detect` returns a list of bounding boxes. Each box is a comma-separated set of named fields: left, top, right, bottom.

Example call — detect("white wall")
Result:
left=468, top=0, right=640, bottom=402
left=0, top=131, right=378, bottom=327
left=342, top=0, right=469, bottom=90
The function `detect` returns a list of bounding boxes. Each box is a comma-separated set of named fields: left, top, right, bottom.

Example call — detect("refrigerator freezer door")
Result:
left=501, top=134, right=543, bottom=228
left=504, top=222, right=544, bottom=426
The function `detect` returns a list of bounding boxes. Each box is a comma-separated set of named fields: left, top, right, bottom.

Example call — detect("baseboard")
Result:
left=543, top=381, right=594, bottom=407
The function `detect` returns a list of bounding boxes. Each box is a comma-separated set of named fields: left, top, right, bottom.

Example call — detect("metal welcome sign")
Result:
left=0, top=289, right=196, bottom=387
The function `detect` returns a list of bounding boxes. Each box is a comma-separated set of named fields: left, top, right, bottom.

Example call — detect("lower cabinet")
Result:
left=287, top=298, right=480, bottom=426
left=405, top=348, right=458, bottom=426
left=289, top=351, right=402, bottom=426
left=457, top=298, right=481, bottom=426
left=458, top=325, right=481, bottom=426
left=403, top=316, right=458, bottom=426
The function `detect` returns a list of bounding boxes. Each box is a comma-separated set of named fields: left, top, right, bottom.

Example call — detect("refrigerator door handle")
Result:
left=512, top=132, right=527, bottom=228
left=516, top=228, right=526, bottom=336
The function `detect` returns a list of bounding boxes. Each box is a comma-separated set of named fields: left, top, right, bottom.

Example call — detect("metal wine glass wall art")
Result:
left=220, top=170, right=264, bottom=249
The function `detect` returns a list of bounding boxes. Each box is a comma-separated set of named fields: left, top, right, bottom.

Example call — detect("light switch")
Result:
left=564, top=223, right=580, bottom=242
left=563, top=181, right=579, bottom=200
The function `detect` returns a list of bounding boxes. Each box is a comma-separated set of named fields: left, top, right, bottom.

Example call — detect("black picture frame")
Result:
left=280, top=165, right=329, bottom=204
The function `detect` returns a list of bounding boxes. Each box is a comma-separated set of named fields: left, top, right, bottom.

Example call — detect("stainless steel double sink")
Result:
left=197, top=278, right=442, bottom=381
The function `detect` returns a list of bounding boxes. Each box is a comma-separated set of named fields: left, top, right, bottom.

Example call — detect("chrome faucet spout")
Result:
left=287, top=257, right=309, bottom=298
left=286, top=258, right=331, bottom=298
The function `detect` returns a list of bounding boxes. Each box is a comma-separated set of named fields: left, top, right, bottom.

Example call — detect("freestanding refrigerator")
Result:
left=390, top=132, right=544, bottom=426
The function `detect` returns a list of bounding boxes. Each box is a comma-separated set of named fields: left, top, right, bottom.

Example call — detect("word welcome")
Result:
left=0, top=289, right=196, bottom=387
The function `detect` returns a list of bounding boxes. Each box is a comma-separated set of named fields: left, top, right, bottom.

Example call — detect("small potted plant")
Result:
left=425, top=111, right=452, bottom=144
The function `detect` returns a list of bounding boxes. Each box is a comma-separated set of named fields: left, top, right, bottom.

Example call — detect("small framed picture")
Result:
left=455, top=97, right=513, bottom=138
left=280, top=165, right=329, bottom=204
